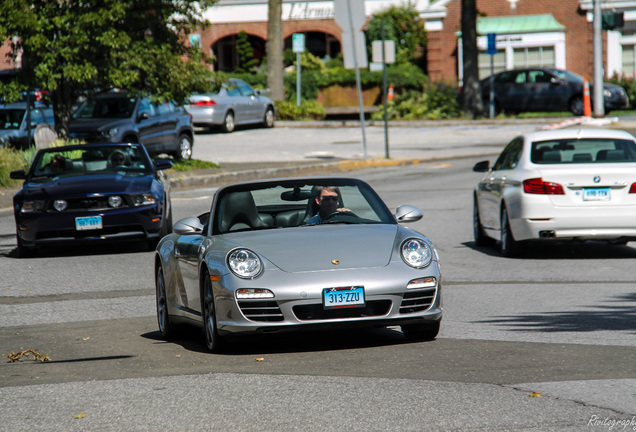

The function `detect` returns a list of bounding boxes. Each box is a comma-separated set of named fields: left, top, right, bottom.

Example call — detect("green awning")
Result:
left=477, top=14, right=565, bottom=35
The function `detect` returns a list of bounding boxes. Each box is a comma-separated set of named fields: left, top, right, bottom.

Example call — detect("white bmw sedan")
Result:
left=473, top=128, right=636, bottom=257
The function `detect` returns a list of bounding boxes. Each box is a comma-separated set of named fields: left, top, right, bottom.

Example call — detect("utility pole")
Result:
left=593, top=0, right=605, bottom=117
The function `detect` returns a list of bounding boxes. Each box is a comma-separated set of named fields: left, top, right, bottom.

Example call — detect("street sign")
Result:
left=292, top=33, right=305, bottom=53
left=342, top=31, right=368, bottom=69
left=372, top=40, right=395, bottom=64
left=334, top=0, right=366, bottom=33
left=487, top=33, right=497, bottom=55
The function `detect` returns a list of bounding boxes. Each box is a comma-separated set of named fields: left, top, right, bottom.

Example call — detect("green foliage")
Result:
left=284, top=71, right=321, bottom=101
left=372, top=83, right=461, bottom=121
left=366, top=4, right=427, bottom=68
left=275, top=100, right=326, bottom=120
left=0, top=0, right=216, bottom=137
left=0, top=147, right=29, bottom=187
left=235, top=31, right=258, bottom=73
left=607, top=73, right=636, bottom=109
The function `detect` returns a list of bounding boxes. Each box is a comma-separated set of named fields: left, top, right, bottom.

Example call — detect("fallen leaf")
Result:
left=74, top=413, right=86, bottom=419
left=82, top=337, right=90, bottom=341
left=255, top=358, right=265, bottom=362
left=175, top=354, right=181, bottom=358
left=529, top=392, right=541, bottom=398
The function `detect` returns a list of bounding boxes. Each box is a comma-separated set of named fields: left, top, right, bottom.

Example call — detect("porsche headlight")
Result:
left=401, top=238, right=433, bottom=268
left=132, top=194, right=156, bottom=206
left=227, top=248, right=262, bottom=279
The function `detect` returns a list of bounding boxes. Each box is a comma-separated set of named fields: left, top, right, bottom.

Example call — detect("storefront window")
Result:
left=622, top=44, right=635, bottom=77
left=512, top=46, right=555, bottom=68
left=478, top=50, right=506, bottom=78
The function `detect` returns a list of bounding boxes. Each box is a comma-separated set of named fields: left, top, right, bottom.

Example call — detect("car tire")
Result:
left=569, top=96, right=584, bottom=116
left=172, top=134, right=192, bottom=160
left=401, top=320, right=440, bottom=341
left=16, top=233, right=36, bottom=258
left=500, top=206, right=524, bottom=258
left=263, top=106, right=275, bottom=128
left=473, top=196, right=492, bottom=247
left=156, top=264, right=175, bottom=338
left=221, top=111, right=235, bottom=133
left=202, top=270, right=225, bottom=353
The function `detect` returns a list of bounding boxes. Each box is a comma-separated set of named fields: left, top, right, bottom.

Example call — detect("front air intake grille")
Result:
left=238, top=300, right=284, bottom=322
left=293, top=300, right=391, bottom=321
left=399, top=288, right=436, bottom=314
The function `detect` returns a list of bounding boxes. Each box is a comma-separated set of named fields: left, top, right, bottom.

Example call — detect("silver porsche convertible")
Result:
left=154, top=177, right=442, bottom=352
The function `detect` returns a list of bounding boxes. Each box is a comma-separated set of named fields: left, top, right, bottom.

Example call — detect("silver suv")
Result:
left=69, top=92, right=195, bottom=160
left=0, top=103, right=55, bottom=149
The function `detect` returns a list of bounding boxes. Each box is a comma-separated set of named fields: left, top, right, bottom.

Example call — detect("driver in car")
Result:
left=304, top=186, right=351, bottom=224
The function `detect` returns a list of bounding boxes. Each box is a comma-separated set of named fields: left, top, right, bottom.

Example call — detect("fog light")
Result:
left=53, top=200, right=68, bottom=212
left=236, top=288, right=274, bottom=299
left=407, top=277, right=437, bottom=289
left=108, top=195, right=123, bottom=208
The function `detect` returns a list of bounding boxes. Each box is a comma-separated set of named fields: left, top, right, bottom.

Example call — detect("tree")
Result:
left=0, top=0, right=217, bottom=138
left=366, top=3, right=427, bottom=69
left=460, top=0, right=484, bottom=118
left=235, top=31, right=258, bottom=73
left=266, top=0, right=284, bottom=101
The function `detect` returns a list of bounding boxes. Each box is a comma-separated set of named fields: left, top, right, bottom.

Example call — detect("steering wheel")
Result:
left=323, top=209, right=359, bottom=221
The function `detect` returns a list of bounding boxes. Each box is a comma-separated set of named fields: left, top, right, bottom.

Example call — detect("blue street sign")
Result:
left=487, top=33, right=497, bottom=55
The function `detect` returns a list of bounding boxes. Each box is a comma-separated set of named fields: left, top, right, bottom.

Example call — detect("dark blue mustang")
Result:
left=10, top=142, right=173, bottom=257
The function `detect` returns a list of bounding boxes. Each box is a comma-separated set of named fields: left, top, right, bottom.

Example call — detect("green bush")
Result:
left=608, top=73, right=636, bottom=109
left=0, top=147, right=29, bottom=187
left=275, top=100, right=326, bottom=120
left=372, top=82, right=461, bottom=120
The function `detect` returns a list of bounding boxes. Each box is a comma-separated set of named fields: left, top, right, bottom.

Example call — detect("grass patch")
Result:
left=156, top=157, right=220, bottom=172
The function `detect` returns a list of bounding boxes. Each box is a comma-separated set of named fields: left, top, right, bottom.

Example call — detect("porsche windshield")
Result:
left=31, top=145, right=153, bottom=178
left=214, top=179, right=395, bottom=233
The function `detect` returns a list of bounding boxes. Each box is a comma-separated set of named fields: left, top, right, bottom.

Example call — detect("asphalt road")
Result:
left=1, top=124, right=635, bottom=431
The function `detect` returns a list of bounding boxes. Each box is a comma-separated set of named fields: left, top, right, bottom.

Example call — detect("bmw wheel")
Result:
left=221, top=111, right=235, bottom=133
left=500, top=206, right=524, bottom=257
left=401, top=320, right=440, bottom=341
left=156, top=265, right=175, bottom=338
left=202, top=270, right=225, bottom=353
left=569, top=96, right=584, bottom=116
left=173, top=134, right=192, bottom=160
left=263, top=106, right=275, bottom=128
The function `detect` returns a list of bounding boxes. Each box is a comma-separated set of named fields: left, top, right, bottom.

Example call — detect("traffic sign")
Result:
left=487, top=33, right=497, bottom=55
left=292, top=33, right=305, bottom=53
left=334, top=0, right=366, bottom=33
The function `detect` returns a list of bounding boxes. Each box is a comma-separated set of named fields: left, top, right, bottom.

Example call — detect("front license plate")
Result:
left=75, top=216, right=102, bottom=231
left=323, top=286, right=365, bottom=309
left=583, top=188, right=610, bottom=201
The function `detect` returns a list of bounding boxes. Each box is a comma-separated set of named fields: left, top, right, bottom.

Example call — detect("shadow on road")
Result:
left=464, top=240, right=636, bottom=259
left=142, top=325, right=428, bottom=356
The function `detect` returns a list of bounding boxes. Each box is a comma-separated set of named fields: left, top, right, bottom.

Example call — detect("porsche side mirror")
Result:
left=173, top=217, right=204, bottom=235
left=473, top=160, right=490, bottom=172
left=395, top=205, right=423, bottom=223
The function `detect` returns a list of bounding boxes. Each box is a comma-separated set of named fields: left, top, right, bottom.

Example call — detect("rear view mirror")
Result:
left=473, top=160, right=490, bottom=172
left=173, top=217, right=204, bottom=235
left=395, top=205, right=423, bottom=223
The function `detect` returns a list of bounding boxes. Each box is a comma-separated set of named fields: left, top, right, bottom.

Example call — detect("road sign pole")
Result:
left=345, top=0, right=367, bottom=160
left=382, top=21, right=389, bottom=159
left=296, top=52, right=301, bottom=107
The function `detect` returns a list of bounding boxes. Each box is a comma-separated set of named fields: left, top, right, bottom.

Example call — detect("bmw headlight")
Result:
left=132, top=194, right=156, bottom=206
left=401, top=238, right=433, bottom=268
left=227, top=248, right=262, bottom=279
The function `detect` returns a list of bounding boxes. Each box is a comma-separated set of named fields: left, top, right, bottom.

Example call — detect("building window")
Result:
left=478, top=50, right=506, bottom=78
left=622, top=44, right=635, bottom=77
left=512, top=46, right=555, bottom=68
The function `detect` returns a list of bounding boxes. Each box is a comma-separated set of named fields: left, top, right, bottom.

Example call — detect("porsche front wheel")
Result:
left=202, top=271, right=225, bottom=353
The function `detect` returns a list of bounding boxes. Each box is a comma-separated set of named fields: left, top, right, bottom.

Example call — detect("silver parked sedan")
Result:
left=186, top=78, right=276, bottom=133
left=473, top=128, right=636, bottom=257
left=154, top=177, right=442, bottom=352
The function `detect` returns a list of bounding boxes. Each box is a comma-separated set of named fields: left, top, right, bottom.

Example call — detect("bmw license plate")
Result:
left=323, top=286, right=365, bottom=309
left=75, top=216, right=102, bottom=231
left=583, top=188, right=610, bottom=201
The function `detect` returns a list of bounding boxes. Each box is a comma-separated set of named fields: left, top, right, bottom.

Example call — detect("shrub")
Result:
left=372, top=82, right=461, bottom=120
left=276, top=100, right=326, bottom=120
left=0, top=147, right=29, bottom=187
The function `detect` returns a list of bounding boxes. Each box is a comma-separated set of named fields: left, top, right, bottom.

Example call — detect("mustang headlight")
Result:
left=228, top=249, right=262, bottom=279
left=401, top=238, right=433, bottom=268
left=132, top=194, right=156, bottom=206
left=53, top=200, right=68, bottom=212
left=108, top=195, right=123, bottom=208
left=21, top=200, right=45, bottom=213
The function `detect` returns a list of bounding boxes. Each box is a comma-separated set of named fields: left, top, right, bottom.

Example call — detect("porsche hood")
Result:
left=225, top=224, right=404, bottom=272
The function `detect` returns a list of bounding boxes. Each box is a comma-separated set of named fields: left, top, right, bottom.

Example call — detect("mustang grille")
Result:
left=293, top=300, right=391, bottom=321
left=399, top=288, right=437, bottom=314
left=46, top=197, right=130, bottom=212
left=238, top=300, right=284, bottom=322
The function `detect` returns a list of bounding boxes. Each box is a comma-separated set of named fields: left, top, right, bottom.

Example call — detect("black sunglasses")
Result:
left=320, top=196, right=338, bottom=202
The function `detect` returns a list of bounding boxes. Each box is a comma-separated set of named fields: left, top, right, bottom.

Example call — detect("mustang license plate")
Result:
left=583, top=188, right=610, bottom=201
left=75, top=216, right=103, bottom=231
left=323, top=286, right=365, bottom=309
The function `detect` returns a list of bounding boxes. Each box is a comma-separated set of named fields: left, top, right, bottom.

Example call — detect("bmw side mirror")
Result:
left=473, top=160, right=490, bottom=172
left=395, top=205, right=423, bottom=223
left=10, top=170, right=26, bottom=180
left=173, top=217, right=204, bottom=235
